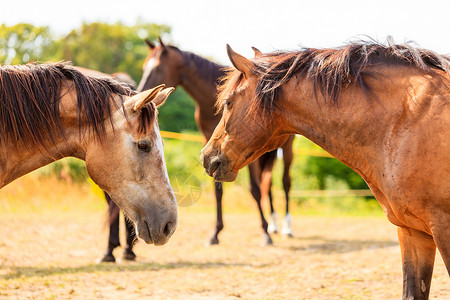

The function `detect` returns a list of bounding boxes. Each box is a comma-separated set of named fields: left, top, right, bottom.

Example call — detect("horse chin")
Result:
left=213, top=168, right=239, bottom=182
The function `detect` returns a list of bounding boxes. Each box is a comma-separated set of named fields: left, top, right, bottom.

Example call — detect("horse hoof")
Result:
left=206, top=237, right=220, bottom=246
left=123, top=249, right=136, bottom=261
left=268, top=225, right=278, bottom=234
left=100, top=254, right=116, bottom=263
left=261, top=235, right=273, bottom=246
left=282, top=229, right=293, bottom=237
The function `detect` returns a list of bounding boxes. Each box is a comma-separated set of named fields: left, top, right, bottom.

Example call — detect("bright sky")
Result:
left=2, top=0, right=450, bottom=65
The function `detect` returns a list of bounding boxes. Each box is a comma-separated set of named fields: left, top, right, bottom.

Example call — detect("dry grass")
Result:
left=0, top=175, right=448, bottom=299
left=0, top=175, right=104, bottom=214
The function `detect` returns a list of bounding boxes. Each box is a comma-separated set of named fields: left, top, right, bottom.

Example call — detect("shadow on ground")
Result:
left=0, top=260, right=265, bottom=280
left=286, top=235, right=398, bottom=254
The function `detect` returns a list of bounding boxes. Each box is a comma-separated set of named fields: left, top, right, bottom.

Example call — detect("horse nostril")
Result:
left=163, top=221, right=173, bottom=238
left=209, top=157, right=222, bottom=175
left=212, top=160, right=221, bottom=171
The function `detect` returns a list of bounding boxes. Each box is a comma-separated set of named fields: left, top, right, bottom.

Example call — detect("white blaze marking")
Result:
left=142, top=58, right=156, bottom=80
left=154, top=123, right=172, bottom=190
left=137, top=57, right=158, bottom=91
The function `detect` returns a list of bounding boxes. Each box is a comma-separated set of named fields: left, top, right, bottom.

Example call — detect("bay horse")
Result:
left=137, top=39, right=295, bottom=245
left=201, top=40, right=450, bottom=299
left=74, top=66, right=138, bottom=262
left=0, top=62, right=178, bottom=246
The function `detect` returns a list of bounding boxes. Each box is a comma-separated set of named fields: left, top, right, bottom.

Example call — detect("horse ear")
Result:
left=151, top=87, right=175, bottom=107
left=158, top=36, right=165, bottom=48
left=145, top=39, right=155, bottom=49
left=251, top=46, right=262, bottom=57
left=125, top=84, right=165, bottom=111
left=227, top=44, right=253, bottom=78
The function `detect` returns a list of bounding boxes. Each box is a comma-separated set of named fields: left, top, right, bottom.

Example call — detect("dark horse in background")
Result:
left=137, top=38, right=295, bottom=245
left=75, top=66, right=138, bottom=262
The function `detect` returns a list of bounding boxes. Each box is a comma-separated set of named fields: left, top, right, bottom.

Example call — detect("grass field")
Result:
left=0, top=175, right=448, bottom=299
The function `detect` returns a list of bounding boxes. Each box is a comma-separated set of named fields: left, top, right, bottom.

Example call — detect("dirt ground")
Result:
left=0, top=206, right=448, bottom=300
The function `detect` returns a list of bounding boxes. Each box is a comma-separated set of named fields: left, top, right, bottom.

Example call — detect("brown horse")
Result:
left=0, top=62, right=177, bottom=246
left=201, top=40, right=450, bottom=299
left=137, top=39, right=295, bottom=245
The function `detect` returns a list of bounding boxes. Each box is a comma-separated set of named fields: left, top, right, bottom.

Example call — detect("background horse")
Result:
left=75, top=66, right=139, bottom=262
left=137, top=39, right=295, bottom=245
left=0, top=62, right=177, bottom=246
left=201, top=40, right=450, bottom=299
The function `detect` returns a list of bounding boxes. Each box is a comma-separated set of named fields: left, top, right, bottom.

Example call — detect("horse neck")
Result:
left=0, top=136, right=80, bottom=188
left=281, top=67, right=412, bottom=179
left=178, top=51, right=224, bottom=114
left=0, top=89, right=91, bottom=187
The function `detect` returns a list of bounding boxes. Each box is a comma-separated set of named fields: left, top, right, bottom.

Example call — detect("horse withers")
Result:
left=201, top=41, right=450, bottom=299
left=0, top=62, right=177, bottom=246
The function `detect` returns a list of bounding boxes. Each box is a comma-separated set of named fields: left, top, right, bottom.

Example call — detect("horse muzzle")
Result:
left=135, top=204, right=177, bottom=245
left=201, top=151, right=239, bottom=182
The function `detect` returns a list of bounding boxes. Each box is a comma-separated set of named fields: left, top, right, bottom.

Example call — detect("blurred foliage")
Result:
left=158, top=88, right=196, bottom=132
left=304, top=157, right=369, bottom=190
left=36, top=158, right=88, bottom=183
left=54, top=21, right=170, bottom=82
left=271, top=137, right=373, bottom=201
left=0, top=23, right=55, bottom=64
left=0, top=21, right=170, bottom=82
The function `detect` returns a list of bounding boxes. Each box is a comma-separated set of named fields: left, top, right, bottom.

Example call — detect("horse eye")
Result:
left=137, top=141, right=151, bottom=153
left=223, top=100, right=231, bottom=108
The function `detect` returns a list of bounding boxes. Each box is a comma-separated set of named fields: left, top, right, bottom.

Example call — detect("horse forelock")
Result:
left=137, top=101, right=157, bottom=136
left=0, top=62, right=136, bottom=150
left=216, top=67, right=244, bottom=114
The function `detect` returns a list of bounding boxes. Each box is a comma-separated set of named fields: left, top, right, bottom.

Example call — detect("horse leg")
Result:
left=261, top=166, right=276, bottom=238
left=251, top=183, right=272, bottom=246
left=281, top=161, right=293, bottom=237
left=281, top=180, right=293, bottom=237
left=249, top=162, right=273, bottom=246
left=208, top=181, right=224, bottom=245
left=268, top=187, right=278, bottom=234
left=281, top=135, right=294, bottom=237
left=430, top=216, right=450, bottom=275
left=398, top=226, right=436, bottom=300
left=101, top=192, right=120, bottom=263
left=123, top=215, right=137, bottom=260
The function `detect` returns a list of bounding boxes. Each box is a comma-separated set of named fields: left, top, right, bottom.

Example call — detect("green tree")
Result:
left=158, top=88, right=197, bottom=132
left=0, top=23, right=55, bottom=64
left=304, top=156, right=370, bottom=191
left=55, top=21, right=170, bottom=82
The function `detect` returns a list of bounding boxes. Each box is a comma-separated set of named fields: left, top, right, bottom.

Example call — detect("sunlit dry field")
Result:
left=0, top=176, right=448, bottom=299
